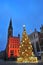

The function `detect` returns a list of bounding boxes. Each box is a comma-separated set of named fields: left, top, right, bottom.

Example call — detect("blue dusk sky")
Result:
left=0, top=0, right=43, bottom=51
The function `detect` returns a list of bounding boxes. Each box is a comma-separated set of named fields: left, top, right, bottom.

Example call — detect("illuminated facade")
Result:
left=6, top=19, right=20, bottom=59
left=7, top=37, right=20, bottom=58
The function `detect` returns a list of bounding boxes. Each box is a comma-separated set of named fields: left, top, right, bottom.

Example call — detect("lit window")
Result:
left=10, top=50, right=14, bottom=56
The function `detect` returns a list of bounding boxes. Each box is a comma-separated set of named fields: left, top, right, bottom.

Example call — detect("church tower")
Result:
left=6, top=18, right=20, bottom=60
left=8, top=18, right=13, bottom=38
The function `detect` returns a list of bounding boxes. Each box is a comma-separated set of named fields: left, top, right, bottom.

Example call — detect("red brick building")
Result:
left=6, top=19, right=20, bottom=59
left=7, top=37, right=20, bottom=58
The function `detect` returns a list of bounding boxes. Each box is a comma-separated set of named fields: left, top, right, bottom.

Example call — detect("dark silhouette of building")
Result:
left=8, top=18, right=13, bottom=38
left=0, top=50, right=5, bottom=60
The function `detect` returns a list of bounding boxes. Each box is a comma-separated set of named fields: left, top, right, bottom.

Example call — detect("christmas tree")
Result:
left=17, top=25, right=38, bottom=63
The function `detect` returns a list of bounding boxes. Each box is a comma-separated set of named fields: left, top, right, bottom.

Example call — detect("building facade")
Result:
left=6, top=19, right=43, bottom=60
left=7, top=37, right=20, bottom=58
left=29, top=25, right=43, bottom=59
left=6, top=19, right=20, bottom=59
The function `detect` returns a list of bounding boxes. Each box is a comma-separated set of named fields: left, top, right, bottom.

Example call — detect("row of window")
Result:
left=9, top=45, right=19, bottom=48
left=10, top=41, right=19, bottom=43
left=10, top=39, right=19, bottom=43
left=10, top=50, right=19, bottom=56
left=10, top=50, right=19, bottom=53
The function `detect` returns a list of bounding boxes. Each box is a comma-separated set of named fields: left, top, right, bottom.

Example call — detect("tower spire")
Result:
left=9, top=18, right=12, bottom=29
left=8, top=18, right=13, bottom=38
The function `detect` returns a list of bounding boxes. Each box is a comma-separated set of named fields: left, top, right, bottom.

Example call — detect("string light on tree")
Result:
left=23, top=40, right=24, bottom=43
left=22, top=44, right=23, bottom=46
left=31, top=45, right=32, bottom=48
left=22, top=52, right=24, bottom=54
left=29, top=42, right=31, bottom=44
left=17, top=25, right=38, bottom=63
left=28, top=47, right=30, bottom=49
left=25, top=38, right=26, bottom=40
left=32, top=52, right=34, bottom=56
left=26, top=54, right=28, bottom=56
left=25, top=49, right=27, bottom=52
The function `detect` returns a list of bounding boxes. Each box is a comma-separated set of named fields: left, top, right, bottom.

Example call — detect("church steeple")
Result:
left=8, top=18, right=13, bottom=38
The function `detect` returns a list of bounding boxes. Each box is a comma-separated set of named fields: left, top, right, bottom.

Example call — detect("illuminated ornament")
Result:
left=29, top=42, right=31, bottom=44
left=26, top=54, right=28, bottom=56
left=22, top=44, right=23, bottom=46
left=22, top=52, right=24, bottom=54
left=31, top=45, right=32, bottom=48
left=28, top=47, right=30, bottom=49
left=17, top=57, right=23, bottom=62
left=25, top=49, right=27, bottom=51
left=25, top=38, right=26, bottom=40
left=32, top=52, right=34, bottom=56
left=23, top=58, right=29, bottom=63
left=23, top=40, right=24, bottom=42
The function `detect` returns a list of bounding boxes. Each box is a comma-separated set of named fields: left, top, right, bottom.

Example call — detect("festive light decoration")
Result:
left=28, top=47, right=31, bottom=49
left=22, top=52, right=24, bottom=54
left=26, top=54, right=28, bottom=56
left=17, top=26, right=38, bottom=63
left=25, top=49, right=27, bottom=51
left=31, top=45, right=32, bottom=48
left=29, top=42, right=31, bottom=44
left=22, top=44, right=23, bottom=46
left=23, top=40, right=24, bottom=42
left=25, top=38, right=26, bottom=40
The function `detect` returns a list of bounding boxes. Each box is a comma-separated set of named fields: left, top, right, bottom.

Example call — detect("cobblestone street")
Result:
left=0, top=60, right=43, bottom=65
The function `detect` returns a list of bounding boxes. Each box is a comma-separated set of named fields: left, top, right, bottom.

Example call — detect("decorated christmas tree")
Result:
left=17, top=25, right=38, bottom=63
